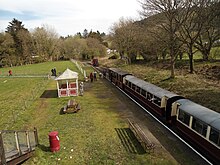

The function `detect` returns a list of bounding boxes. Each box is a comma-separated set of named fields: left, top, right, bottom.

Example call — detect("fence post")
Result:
left=34, top=127, right=39, bottom=146
left=84, top=70, right=87, bottom=78
left=15, top=131, right=22, bottom=156
left=0, top=131, right=6, bottom=164
left=71, top=59, right=86, bottom=78
left=26, top=131, right=31, bottom=151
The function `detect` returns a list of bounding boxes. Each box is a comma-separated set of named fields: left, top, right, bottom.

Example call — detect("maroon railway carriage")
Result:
left=108, top=68, right=132, bottom=89
left=105, top=68, right=220, bottom=164
left=172, top=99, right=220, bottom=164
left=92, top=59, right=99, bottom=67
left=123, top=75, right=183, bottom=119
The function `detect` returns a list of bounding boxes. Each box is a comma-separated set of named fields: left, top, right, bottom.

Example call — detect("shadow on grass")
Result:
left=40, top=90, right=58, bottom=98
left=38, top=144, right=51, bottom=152
left=115, top=128, right=146, bottom=154
left=59, top=107, right=64, bottom=115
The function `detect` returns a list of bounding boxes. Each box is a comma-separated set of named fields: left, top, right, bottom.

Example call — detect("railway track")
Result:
left=93, top=66, right=215, bottom=165
left=115, top=83, right=213, bottom=165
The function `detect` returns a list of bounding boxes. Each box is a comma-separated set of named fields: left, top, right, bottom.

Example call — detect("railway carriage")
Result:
left=92, top=58, right=99, bottom=67
left=123, top=75, right=183, bottom=119
left=104, top=67, right=220, bottom=164
left=172, top=99, right=220, bottom=163
left=108, top=68, right=131, bottom=88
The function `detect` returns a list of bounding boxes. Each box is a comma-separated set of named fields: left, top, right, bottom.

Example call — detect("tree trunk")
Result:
left=170, top=57, right=175, bottom=79
left=201, top=46, right=211, bottom=61
left=127, top=57, right=131, bottom=64
left=169, top=40, right=175, bottom=79
left=202, top=51, right=209, bottom=61
left=179, top=51, right=183, bottom=60
left=188, top=52, right=194, bottom=73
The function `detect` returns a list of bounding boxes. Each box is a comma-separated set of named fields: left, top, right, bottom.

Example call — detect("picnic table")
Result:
left=63, top=99, right=81, bottom=114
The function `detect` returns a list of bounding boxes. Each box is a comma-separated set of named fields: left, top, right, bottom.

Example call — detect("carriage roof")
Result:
left=176, top=99, right=220, bottom=131
left=124, top=75, right=177, bottom=98
left=109, top=68, right=131, bottom=76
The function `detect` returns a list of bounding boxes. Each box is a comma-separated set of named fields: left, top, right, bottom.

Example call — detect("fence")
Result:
left=71, top=59, right=87, bottom=78
left=0, top=128, right=38, bottom=165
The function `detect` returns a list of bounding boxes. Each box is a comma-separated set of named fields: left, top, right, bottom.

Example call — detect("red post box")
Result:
left=49, top=131, right=60, bottom=152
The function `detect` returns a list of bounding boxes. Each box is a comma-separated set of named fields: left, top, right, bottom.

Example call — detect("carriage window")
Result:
left=192, top=118, right=207, bottom=137
left=111, top=72, right=114, bottom=77
left=132, top=84, right=136, bottom=90
left=117, top=74, right=119, bottom=80
left=128, top=82, right=131, bottom=88
left=111, top=72, right=113, bottom=78
left=152, top=96, right=161, bottom=107
left=119, top=75, right=122, bottom=81
left=178, top=110, right=190, bottom=126
left=125, top=80, right=128, bottom=86
left=141, top=89, right=146, bottom=97
left=209, top=128, right=220, bottom=147
left=147, top=93, right=153, bottom=101
left=136, top=86, right=140, bottom=93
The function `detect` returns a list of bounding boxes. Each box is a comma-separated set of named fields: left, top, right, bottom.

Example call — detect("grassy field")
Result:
left=0, top=61, right=178, bottom=165
left=0, top=61, right=82, bottom=130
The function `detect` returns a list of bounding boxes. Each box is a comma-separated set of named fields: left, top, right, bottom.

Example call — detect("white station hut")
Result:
left=55, top=68, right=79, bottom=97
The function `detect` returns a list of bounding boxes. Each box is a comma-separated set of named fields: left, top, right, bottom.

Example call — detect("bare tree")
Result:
left=31, top=25, right=59, bottom=61
left=86, top=38, right=107, bottom=58
left=139, top=0, right=191, bottom=78
left=110, top=18, right=141, bottom=64
left=194, top=1, right=220, bottom=61
left=175, top=0, right=215, bottom=73
left=17, top=29, right=33, bottom=64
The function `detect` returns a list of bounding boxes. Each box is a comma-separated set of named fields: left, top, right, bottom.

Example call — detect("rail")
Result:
left=115, top=83, right=213, bottom=165
left=91, top=66, right=214, bottom=164
left=0, top=128, right=38, bottom=165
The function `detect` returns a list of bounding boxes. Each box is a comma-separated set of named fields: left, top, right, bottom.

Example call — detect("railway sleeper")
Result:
left=128, top=119, right=155, bottom=153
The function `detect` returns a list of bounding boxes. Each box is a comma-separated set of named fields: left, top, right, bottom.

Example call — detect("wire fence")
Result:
left=0, top=128, right=38, bottom=164
left=0, top=75, right=49, bottom=78
left=71, top=59, right=87, bottom=78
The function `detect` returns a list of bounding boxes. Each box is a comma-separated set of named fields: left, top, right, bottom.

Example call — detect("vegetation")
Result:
left=0, top=61, right=179, bottom=165
left=0, top=19, right=107, bottom=67
left=1, top=1, right=220, bottom=80
left=99, top=57, right=220, bottom=113
left=109, top=0, right=220, bottom=78
left=0, top=1, right=219, bottom=164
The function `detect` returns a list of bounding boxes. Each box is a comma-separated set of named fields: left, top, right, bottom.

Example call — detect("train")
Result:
left=98, top=67, right=220, bottom=164
left=92, top=58, right=99, bottom=67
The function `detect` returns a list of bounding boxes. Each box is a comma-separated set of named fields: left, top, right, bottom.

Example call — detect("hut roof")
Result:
left=55, top=68, right=78, bottom=80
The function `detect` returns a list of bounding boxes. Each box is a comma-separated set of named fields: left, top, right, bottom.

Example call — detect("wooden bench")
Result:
left=128, top=119, right=155, bottom=152
left=63, top=99, right=81, bottom=114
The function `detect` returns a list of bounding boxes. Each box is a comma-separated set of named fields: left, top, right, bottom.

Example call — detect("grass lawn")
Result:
left=0, top=61, right=177, bottom=165
left=0, top=61, right=81, bottom=130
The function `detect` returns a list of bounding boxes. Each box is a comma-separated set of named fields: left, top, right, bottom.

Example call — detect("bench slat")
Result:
left=128, top=120, right=155, bottom=151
